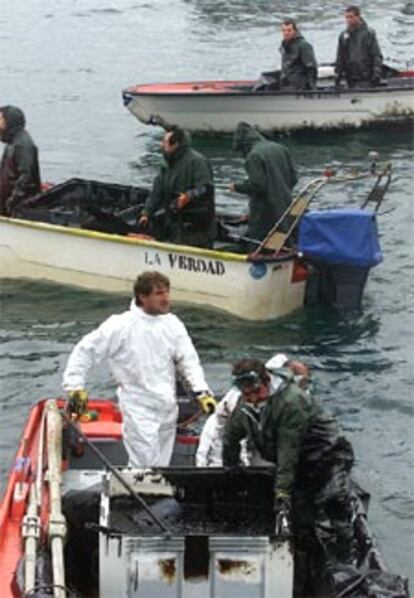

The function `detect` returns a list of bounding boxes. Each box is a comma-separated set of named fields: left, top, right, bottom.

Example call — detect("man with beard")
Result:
left=228, top=121, right=298, bottom=251
left=0, top=105, right=41, bottom=216
left=138, top=126, right=215, bottom=248
left=279, top=19, right=318, bottom=91
left=335, top=5, right=383, bottom=88
left=63, top=271, right=216, bottom=468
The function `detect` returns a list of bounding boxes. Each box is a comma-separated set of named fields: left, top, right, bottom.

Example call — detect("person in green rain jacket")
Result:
left=139, top=126, right=215, bottom=248
left=222, top=357, right=355, bottom=591
left=335, top=6, right=383, bottom=87
left=280, top=19, right=318, bottom=91
left=0, top=105, right=41, bottom=216
left=229, top=122, right=297, bottom=250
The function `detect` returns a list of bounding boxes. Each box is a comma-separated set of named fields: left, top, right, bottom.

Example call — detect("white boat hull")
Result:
left=123, top=81, right=414, bottom=133
left=0, top=216, right=306, bottom=321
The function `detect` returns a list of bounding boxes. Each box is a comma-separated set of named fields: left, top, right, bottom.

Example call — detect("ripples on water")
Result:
left=0, top=0, right=413, bottom=581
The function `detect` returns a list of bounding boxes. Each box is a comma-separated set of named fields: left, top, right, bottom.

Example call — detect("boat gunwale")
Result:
left=123, top=78, right=414, bottom=99
left=0, top=215, right=298, bottom=265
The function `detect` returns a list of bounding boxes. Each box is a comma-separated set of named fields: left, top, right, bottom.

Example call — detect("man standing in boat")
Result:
left=0, top=105, right=41, bottom=216
left=222, top=358, right=355, bottom=591
left=62, top=271, right=216, bottom=468
left=279, top=19, right=318, bottom=91
left=138, top=126, right=215, bottom=248
left=229, top=121, right=297, bottom=251
left=335, top=5, right=383, bottom=88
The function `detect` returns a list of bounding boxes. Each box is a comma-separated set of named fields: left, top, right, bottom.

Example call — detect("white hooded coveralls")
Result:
left=62, top=303, right=209, bottom=467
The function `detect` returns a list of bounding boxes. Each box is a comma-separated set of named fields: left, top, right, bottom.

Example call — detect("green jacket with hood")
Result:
left=335, top=19, right=383, bottom=85
left=0, top=105, right=41, bottom=215
left=280, top=33, right=318, bottom=90
left=233, top=122, right=297, bottom=242
left=143, top=132, right=215, bottom=247
left=222, top=369, right=347, bottom=496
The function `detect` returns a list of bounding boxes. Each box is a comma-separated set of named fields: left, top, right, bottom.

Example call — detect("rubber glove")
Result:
left=68, top=389, right=89, bottom=416
left=138, top=214, right=149, bottom=228
left=171, top=193, right=190, bottom=212
left=195, top=391, right=217, bottom=414
left=274, top=491, right=292, bottom=537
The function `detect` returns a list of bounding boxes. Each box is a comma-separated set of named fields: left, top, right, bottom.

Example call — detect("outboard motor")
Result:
left=299, top=209, right=383, bottom=309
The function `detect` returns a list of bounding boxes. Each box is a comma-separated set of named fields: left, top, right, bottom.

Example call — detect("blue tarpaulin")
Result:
left=298, top=209, right=383, bottom=267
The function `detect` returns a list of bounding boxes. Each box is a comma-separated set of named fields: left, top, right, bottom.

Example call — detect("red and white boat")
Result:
left=122, top=67, right=414, bottom=133
left=0, top=398, right=295, bottom=597
left=0, top=398, right=409, bottom=597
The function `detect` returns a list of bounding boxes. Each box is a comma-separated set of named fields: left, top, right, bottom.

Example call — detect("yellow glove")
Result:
left=68, top=389, right=89, bottom=416
left=196, top=392, right=217, bottom=414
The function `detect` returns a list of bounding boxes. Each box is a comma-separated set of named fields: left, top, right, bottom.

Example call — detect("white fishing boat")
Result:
left=122, top=67, right=414, bottom=133
left=0, top=166, right=389, bottom=321
left=0, top=197, right=306, bottom=322
left=0, top=214, right=308, bottom=321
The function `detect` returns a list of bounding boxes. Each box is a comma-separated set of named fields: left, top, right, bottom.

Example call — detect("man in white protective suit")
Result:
left=62, top=271, right=216, bottom=467
left=196, top=353, right=309, bottom=467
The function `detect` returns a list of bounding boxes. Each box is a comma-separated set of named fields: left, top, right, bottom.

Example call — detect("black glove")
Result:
left=5, top=195, right=19, bottom=216
left=274, top=493, right=292, bottom=537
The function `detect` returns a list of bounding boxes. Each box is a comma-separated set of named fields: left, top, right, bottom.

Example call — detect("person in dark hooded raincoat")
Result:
left=138, top=126, right=215, bottom=248
left=335, top=5, right=383, bottom=87
left=280, top=19, right=318, bottom=91
left=0, top=105, right=41, bottom=216
left=222, top=358, right=356, bottom=593
left=229, top=122, right=297, bottom=250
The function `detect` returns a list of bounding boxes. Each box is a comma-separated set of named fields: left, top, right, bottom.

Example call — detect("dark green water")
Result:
left=0, top=0, right=413, bottom=583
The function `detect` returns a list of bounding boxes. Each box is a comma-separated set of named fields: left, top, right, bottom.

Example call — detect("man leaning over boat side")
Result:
left=335, top=5, right=383, bottom=88
left=279, top=18, right=318, bottom=91
left=196, top=353, right=310, bottom=467
left=62, top=271, right=216, bottom=468
left=138, top=126, right=215, bottom=248
left=222, top=357, right=355, bottom=593
left=228, top=121, right=298, bottom=252
left=0, top=105, right=41, bottom=216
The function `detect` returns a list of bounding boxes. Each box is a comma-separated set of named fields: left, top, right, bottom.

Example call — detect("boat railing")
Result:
left=255, top=160, right=392, bottom=256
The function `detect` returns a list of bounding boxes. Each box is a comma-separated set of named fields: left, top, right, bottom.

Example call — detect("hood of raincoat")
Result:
left=232, top=122, right=266, bottom=157
left=0, top=105, right=26, bottom=143
left=163, top=130, right=192, bottom=165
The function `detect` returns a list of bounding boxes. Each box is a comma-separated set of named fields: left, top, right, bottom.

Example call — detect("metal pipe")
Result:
left=23, top=484, right=40, bottom=594
left=46, top=400, right=67, bottom=598
left=23, top=408, right=47, bottom=594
